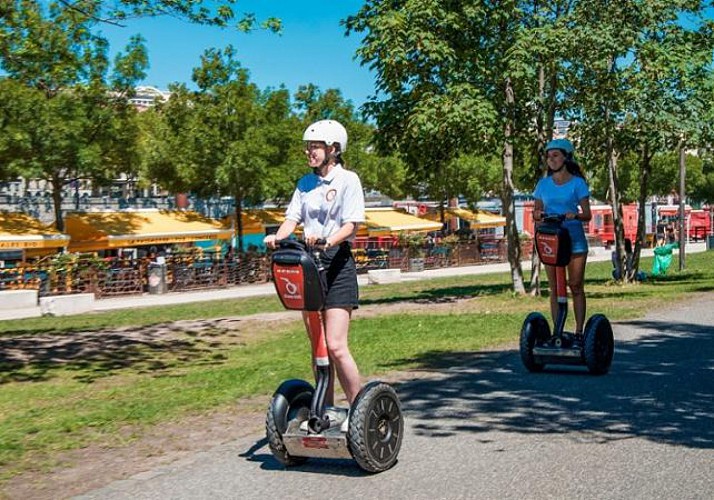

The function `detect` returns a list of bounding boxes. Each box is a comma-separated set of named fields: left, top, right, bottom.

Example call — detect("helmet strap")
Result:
left=313, top=145, right=340, bottom=175
left=313, top=157, right=333, bottom=177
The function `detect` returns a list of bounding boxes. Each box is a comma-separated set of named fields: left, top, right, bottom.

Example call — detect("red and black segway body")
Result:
left=265, top=238, right=404, bottom=472
left=271, top=240, right=326, bottom=311
left=534, top=217, right=571, bottom=267
left=520, top=214, right=615, bottom=375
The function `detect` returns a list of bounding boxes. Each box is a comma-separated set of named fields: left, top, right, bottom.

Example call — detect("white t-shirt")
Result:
left=285, top=164, right=366, bottom=241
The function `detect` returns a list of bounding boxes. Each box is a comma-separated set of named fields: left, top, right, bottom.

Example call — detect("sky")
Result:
left=101, top=1, right=376, bottom=111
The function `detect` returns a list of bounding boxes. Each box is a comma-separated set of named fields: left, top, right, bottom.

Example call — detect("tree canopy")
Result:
left=0, top=0, right=148, bottom=230
left=51, top=0, right=281, bottom=32
left=346, top=0, right=714, bottom=288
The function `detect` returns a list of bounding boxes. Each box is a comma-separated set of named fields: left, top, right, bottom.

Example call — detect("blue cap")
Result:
left=545, top=138, right=574, bottom=155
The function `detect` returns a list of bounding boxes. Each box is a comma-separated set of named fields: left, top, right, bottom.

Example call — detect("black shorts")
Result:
left=319, top=242, right=359, bottom=310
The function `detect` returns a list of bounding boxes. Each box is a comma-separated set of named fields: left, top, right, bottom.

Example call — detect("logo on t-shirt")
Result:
left=325, top=188, right=337, bottom=202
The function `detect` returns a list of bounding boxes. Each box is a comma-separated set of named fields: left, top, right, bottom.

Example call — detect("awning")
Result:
left=365, top=208, right=443, bottom=233
left=65, top=209, right=233, bottom=252
left=426, top=208, right=506, bottom=229
left=0, top=211, right=69, bottom=250
left=222, top=209, right=287, bottom=234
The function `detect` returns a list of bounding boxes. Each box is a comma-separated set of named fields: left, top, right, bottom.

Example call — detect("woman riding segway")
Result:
left=263, top=120, right=403, bottom=472
left=265, top=119, right=364, bottom=408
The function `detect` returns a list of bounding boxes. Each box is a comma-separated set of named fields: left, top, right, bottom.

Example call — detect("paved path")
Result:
left=76, top=292, right=714, bottom=500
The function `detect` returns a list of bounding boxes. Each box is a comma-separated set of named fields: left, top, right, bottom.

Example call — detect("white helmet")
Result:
left=302, top=120, right=348, bottom=153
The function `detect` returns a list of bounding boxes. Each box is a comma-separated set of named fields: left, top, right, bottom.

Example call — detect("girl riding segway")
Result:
left=533, top=139, right=592, bottom=339
left=520, top=138, right=614, bottom=374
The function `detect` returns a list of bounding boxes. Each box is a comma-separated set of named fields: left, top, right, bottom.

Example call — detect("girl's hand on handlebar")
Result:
left=541, top=213, right=566, bottom=223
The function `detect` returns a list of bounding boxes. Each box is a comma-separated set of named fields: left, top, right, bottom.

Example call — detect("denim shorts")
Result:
left=564, top=220, right=588, bottom=254
left=319, top=243, right=359, bottom=309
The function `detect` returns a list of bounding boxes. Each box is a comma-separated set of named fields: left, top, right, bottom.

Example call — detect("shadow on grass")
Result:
left=360, top=266, right=714, bottom=308
left=0, top=322, right=232, bottom=384
left=388, top=317, right=714, bottom=450
left=0, top=322, right=166, bottom=338
left=360, top=282, right=513, bottom=306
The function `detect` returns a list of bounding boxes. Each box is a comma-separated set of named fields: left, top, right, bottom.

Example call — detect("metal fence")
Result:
left=0, top=238, right=531, bottom=299
left=0, top=253, right=270, bottom=298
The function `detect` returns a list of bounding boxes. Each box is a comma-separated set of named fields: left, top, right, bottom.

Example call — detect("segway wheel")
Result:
left=519, top=312, right=551, bottom=372
left=348, top=381, right=403, bottom=473
left=583, top=314, right=614, bottom=375
left=265, top=379, right=313, bottom=467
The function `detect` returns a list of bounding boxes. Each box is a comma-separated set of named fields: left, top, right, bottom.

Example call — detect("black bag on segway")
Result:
left=535, top=221, right=572, bottom=267
left=271, top=240, right=326, bottom=311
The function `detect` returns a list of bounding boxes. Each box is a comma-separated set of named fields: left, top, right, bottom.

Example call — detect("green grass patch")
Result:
left=1, top=251, right=713, bottom=481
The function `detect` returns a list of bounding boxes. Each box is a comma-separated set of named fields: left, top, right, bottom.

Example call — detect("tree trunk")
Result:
left=629, top=142, right=651, bottom=281
left=502, top=77, right=526, bottom=295
left=606, top=127, right=627, bottom=282
left=234, top=197, right=245, bottom=254
left=678, top=139, right=686, bottom=271
left=52, top=176, right=65, bottom=232
left=528, top=64, right=557, bottom=296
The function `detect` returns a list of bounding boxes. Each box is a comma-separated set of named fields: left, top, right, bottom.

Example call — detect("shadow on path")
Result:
left=243, top=315, right=713, bottom=477
left=393, top=318, right=714, bottom=449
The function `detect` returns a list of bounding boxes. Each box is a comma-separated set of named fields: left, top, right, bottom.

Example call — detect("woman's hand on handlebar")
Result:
left=305, top=236, right=328, bottom=249
left=263, top=234, right=278, bottom=249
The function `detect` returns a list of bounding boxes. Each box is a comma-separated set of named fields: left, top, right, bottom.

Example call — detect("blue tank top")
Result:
left=533, top=175, right=590, bottom=215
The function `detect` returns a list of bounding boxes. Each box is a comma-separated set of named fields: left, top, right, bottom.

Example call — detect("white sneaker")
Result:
left=324, top=406, right=348, bottom=430
left=340, top=409, right=350, bottom=433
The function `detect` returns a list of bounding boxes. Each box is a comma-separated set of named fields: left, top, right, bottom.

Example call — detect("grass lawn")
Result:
left=1, top=251, right=713, bottom=482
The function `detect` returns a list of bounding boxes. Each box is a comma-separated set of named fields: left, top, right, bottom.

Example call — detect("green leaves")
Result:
left=101, top=1, right=282, bottom=33
left=140, top=46, right=298, bottom=248
left=111, top=34, right=148, bottom=91
left=347, top=0, right=531, bottom=201
left=0, top=1, right=147, bottom=230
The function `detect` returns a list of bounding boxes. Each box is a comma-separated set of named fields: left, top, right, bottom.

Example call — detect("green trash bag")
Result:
left=652, top=242, right=678, bottom=276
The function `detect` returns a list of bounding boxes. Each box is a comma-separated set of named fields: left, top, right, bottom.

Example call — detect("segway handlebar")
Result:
left=271, top=238, right=328, bottom=312
left=539, top=213, right=566, bottom=224
left=276, top=238, right=328, bottom=251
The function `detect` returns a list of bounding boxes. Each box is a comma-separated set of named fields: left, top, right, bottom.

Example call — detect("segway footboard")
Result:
left=531, top=345, right=585, bottom=365
left=282, top=422, right=353, bottom=460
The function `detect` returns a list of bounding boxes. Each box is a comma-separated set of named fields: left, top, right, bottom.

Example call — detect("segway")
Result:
left=265, top=239, right=403, bottom=472
left=520, top=215, right=614, bottom=375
